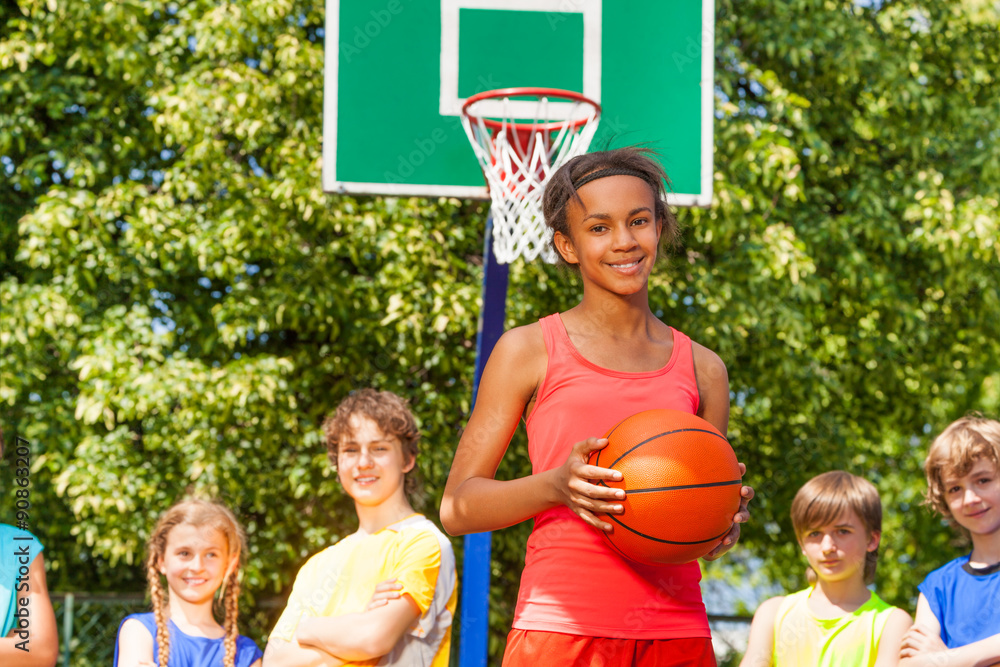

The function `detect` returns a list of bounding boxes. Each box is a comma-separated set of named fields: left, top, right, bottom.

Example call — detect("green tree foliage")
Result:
left=2, top=0, right=999, bottom=660
left=690, top=0, right=1000, bottom=605
left=0, top=0, right=483, bottom=614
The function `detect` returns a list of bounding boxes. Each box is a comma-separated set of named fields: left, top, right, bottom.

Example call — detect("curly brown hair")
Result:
left=323, top=389, right=420, bottom=492
left=541, top=145, right=680, bottom=263
left=924, top=415, right=1000, bottom=527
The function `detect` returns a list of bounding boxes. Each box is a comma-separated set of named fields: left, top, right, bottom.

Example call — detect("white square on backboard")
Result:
left=439, top=0, right=602, bottom=119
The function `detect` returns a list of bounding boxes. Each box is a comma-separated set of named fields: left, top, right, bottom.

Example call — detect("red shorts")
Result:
left=502, top=629, right=717, bottom=667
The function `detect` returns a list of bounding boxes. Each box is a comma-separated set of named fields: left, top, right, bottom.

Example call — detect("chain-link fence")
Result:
left=49, top=592, right=750, bottom=665
left=51, top=593, right=146, bottom=667
left=49, top=593, right=284, bottom=666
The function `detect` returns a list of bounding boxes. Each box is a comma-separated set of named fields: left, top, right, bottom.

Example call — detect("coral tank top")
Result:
left=512, top=313, right=710, bottom=639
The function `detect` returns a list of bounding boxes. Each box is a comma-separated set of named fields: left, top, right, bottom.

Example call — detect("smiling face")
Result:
left=158, top=523, right=235, bottom=606
left=337, top=413, right=415, bottom=508
left=942, top=458, right=1000, bottom=538
left=799, top=509, right=880, bottom=586
left=553, top=174, right=662, bottom=296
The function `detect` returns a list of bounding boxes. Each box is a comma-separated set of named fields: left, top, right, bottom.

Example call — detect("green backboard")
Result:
left=325, top=1, right=714, bottom=206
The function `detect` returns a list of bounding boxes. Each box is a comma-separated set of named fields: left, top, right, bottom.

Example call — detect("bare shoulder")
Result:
left=489, top=322, right=547, bottom=391
left=116, top=616, right=155, bottom=666
left=118, top=617, right=153, bottom=641
left=741, top=596, right=785, bottom=667
left=887, top=607, right=914, bottom=627
left=875, top=607, right=914, bottom=666
left=690, top=340, right=728, bottom=384
left=688, top=340, right=730, bottom=433
left=465, top=320, right=547, bottom=421
left=494, top=321, right=545, bottom=359
left=754, top=595, right=786, bottom=618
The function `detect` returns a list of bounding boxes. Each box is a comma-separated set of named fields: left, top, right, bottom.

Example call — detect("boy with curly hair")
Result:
left=900, top=415, right=1000, bottom=666
left=265, top=389, right=456, bottom=666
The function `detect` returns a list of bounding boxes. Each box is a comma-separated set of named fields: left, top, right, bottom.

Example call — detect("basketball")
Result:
left=588, top=409, right=742, bottom=565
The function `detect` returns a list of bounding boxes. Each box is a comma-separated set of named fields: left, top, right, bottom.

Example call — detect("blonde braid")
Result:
left=147, top=557, right=171, bottom=667
left=146, top=497, right=248, bottom=667
left=222, top=570, right=240, bottom=667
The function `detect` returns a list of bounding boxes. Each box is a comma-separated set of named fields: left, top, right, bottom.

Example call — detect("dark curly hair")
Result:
left=542, top=146, right=680, bottom=262
left=323, top=389, right=420, bottom=492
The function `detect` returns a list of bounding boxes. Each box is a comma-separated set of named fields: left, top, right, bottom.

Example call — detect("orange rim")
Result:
left=461, top=87, right=601, bottom=133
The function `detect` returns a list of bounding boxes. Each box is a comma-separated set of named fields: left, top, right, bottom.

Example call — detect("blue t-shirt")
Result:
left=917, top=554, right=1000, bottom=649
left=0, top=524, right=44, bottom=637
left=113, top=612, right=263, bottom=667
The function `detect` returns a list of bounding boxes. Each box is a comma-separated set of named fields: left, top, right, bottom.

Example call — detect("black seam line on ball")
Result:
left=607, top=514, right=732, bottom=545
left=607, top=428, right=731, bottom=469
left=624, top=479, right=743, bottom=494
left=596, top=417, right=629, bottom=468
left=603, top=532, right=635, bottom=561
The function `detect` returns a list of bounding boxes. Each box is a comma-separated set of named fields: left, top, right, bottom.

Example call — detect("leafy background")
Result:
left=2, top=0, right=999, bottom=661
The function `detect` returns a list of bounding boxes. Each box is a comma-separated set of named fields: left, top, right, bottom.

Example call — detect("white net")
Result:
left=461, top=92, right=600, bottom=263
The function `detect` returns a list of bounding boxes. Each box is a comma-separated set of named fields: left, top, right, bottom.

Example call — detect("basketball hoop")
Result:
left=461, top=87, right=601, bottom=263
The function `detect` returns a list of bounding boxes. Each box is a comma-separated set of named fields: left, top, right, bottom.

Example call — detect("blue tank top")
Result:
left=0, top=524, right=44, bottom=637
left=918, top=555, right=1000, bottom=648
left=113, top=613, right=263, bottom=666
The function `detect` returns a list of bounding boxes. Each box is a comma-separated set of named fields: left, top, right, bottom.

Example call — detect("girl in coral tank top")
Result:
left=441, top=146, right=755, bottom=667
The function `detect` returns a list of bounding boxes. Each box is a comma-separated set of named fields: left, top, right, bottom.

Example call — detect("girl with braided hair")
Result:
left=114, top=499, right=263, bottom=667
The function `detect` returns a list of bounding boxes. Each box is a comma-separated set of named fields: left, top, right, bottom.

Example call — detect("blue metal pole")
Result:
left=459, top=215, right=509, bottom=667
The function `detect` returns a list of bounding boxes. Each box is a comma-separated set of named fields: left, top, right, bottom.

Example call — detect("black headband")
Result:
left=571, top=167, right=652, bottom=190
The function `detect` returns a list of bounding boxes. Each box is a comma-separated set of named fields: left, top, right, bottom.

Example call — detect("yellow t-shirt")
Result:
left=773, top=587, right=897, bottom=667
left=271, top=514, right=457, bottom=666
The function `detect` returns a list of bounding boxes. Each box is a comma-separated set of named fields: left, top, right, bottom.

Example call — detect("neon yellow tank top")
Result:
left=773, top=587, right=897, bottom=667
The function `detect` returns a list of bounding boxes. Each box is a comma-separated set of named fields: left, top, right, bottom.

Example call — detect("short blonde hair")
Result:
left=790, top=471, right=882, bottom=585
left=924, top=415, right=1000, bottom=520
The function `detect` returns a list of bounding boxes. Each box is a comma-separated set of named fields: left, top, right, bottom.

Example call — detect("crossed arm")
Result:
left=263, top=581, right=420, bottom=667
left=262, top=636, right=340, bottom=667
left=900, top=594, right=1000, bottom=667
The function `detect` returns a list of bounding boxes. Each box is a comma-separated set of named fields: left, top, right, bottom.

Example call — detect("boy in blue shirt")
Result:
left=901, top=415, right=1000, bottom=666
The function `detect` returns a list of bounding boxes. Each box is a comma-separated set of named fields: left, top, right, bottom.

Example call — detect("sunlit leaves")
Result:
left=695, top=0, right=1000, bottom=606
left=1, top=0, right=999, bottom=658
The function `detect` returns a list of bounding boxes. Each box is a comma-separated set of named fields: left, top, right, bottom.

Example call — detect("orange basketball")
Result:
left=588, top=409, right=742, bottom=565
